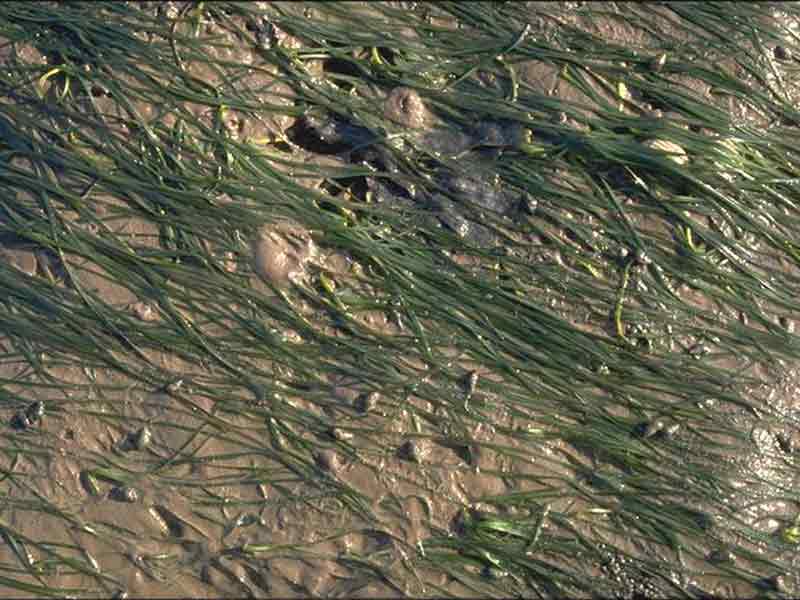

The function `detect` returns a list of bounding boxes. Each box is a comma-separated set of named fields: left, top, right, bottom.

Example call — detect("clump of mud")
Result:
left=384, top=86, right=431, bottom=129
left=251, top=221, right=317, bottom=288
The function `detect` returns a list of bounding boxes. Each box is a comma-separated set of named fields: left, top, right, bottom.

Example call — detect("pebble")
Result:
left=355, top=391, right=380, bottom=413
left=109, top=486, right=139, bottom=503
left=774, top=46, right=791, bottom=61
left=398, top=438, right=432, bottom=463
left=315, top=449, right=343, bottom=475
left=130, top=302, right=157, bottom=322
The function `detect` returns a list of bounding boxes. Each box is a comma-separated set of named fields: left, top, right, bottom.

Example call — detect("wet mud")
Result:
left=0, top=1, right=799, bottom=598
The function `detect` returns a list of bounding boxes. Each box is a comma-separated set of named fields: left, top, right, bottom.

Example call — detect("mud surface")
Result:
left=0, top=1, right=799, bottom=598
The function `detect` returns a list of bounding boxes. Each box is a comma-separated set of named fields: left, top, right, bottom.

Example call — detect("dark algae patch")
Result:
left=0, top=1, right=800, bottom=597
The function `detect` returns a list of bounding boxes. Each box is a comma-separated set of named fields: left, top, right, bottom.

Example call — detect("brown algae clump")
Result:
left=252, top=222, right=317, bottom=288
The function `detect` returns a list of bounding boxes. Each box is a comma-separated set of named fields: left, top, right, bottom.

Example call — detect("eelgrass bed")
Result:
left=0, top=1, right=799, bottom=597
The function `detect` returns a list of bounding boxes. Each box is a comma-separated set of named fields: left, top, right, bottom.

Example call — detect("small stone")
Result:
left=398, top=439, right=432, bottom=463
left=693, top=511, right=715, bottom=531
left=132, top=426, right=153, bottom=450
left=774, top=46, right=791, bottom=61
left=355, top=391, right=379, bottom=413
left=165, top=379, right=184, bottom=395
left=131, top=302, right=157, bottom=322
left=638, top=418, right=679, bottom=440
left=662, top=422, right=680, bottom=438
left=118, top=425, right=153, bottom=452
left=759, top=574, right=788, bottom=593
left=707, top=548, right=734, bottom=564
left=109, top=486, right=139, bottom=503
left=329, top=426, right=353, bottom=442
left=687, top=343, right=709, bottom=358
left=776, top=431, right=794, bottom=454
left=25, top=401, right=44, bottom=422
left=644, top=105, right=664, bottom=119
left=481, top=565, right=508, bottom=579
left=10, top=413, right=33, bottom=430
left=11, top=401, right=44, bottom=431
left=642, top=418, right=664, bottom=439
left=780, top=316, right=795, bottom=333
left=315, top=449, right=343, bottom=475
